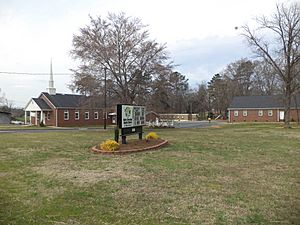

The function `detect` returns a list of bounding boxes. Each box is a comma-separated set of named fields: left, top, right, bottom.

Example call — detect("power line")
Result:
left=0, top=71, right=73, bottom=76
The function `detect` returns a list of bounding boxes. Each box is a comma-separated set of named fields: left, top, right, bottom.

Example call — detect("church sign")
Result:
left=117, top=104, right=146, bottom=143
left=119, top=105, right=145, bottom=128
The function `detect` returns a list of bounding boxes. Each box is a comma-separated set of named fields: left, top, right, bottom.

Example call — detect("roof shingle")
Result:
left=228, top=95, right=300, bottom=109
left=33, top=98, right=51, bottom=110
left=41, top=92, right=95, bottom=108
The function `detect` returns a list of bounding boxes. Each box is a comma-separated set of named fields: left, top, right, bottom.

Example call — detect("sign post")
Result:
left=117, top=104, right=146, bottom=144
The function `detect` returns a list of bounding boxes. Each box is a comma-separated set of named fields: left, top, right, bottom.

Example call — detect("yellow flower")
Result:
left=145, top=132, right=159, bottom=140
left=100, top=140, right=120, bottom=151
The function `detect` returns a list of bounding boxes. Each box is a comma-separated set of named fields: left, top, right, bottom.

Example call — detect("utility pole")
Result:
left=104, top=67, right=107, bottom=130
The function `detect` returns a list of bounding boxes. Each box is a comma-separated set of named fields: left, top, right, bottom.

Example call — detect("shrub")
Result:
left=145, top=132, right=159, bottom=141
left=100, top=140, right=120, bottom=151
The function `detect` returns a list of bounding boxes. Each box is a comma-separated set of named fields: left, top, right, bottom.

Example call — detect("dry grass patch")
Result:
left=33, top=157, right=142, bottom=187
left=210, top=125, right=222, bottom=128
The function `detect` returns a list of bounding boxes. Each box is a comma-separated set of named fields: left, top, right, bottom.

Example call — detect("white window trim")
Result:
left=258, top=110, right=263, bottom=117
left=75, top=111, right=80, bottom=120
left=234, top=110, right=239, bottom=117
left=94, top=111, right=99, bottom=119
left=268, top=110, right=273, bottom=117
left=47, top=112, right=50, bottom=120
left=242, top=110, right=247, bottom=117
left=64, top=110, right=69, bottom=120
left=85, top=111, right=89, bottom=120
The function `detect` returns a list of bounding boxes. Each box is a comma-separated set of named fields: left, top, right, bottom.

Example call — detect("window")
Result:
left=268, top=110, right=273, bottom=117
left=75, top=111, right=79, bottom=120
left=94, top=111, right=99, bottom=119
left=47, top=112, right=50, bottom=120
left=234, top=110, right=239, bottom=117
left=243, top=110, right=248, bottom=117
left=64, top=110, right=69, bottom=120
left=258, top=110, right=263, bottom=117
left=85, top=111, right=89, bottom=120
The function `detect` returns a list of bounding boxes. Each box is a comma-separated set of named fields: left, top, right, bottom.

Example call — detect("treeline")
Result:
left=142, top=57, right=283, bottom=117
left=70, top=3, right=300, bottom=126
left=71, top=57, right=284, bottom=117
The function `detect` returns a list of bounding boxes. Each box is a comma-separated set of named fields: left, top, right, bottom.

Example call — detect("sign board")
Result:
left=117, top=104, right=146, bottom=129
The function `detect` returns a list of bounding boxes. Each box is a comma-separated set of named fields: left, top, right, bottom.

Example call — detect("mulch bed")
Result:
left=91, top=139, right=168, bottom=155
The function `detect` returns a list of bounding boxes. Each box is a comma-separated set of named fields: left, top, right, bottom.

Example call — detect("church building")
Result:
left=24, top=62, right=112, bottom=127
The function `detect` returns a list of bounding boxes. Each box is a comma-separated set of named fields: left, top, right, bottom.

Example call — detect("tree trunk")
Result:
left=284, top=82, right=292, bottom=128
left=294, top=95, right=300, bottom=124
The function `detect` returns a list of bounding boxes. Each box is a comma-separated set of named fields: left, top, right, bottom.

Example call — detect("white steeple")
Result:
left=47, top=59, right=56, bottom=95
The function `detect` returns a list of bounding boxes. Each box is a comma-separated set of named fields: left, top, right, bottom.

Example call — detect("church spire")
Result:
left=47, top=58, right=56, bottom=95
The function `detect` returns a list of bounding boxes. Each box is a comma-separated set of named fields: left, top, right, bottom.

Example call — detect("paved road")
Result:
left=0, top=127, right=107, bottom=134
left=0, top=121, right=226, bottom=134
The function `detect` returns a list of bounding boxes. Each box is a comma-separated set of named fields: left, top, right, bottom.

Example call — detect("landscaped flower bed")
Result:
left=91, top=138, right=168, bottom=155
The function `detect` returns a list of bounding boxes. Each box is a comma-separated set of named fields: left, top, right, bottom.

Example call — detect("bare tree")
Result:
left=242, top=2, right=300, bottom=128
left=252, top=60, right=282, bottom=95
left=0, top=88, right=6, bottom=106
left=148, top=70, right=189, bottom=113
left=294, top=61, right=300, bottom=123
left=168, top=71, right=189, bottom=113
left=71, top=12, right=171, bottom=104
left=222, top=58, right=256, bottom=96
left=194, top=82, right=209, bottom=119
left=0, top=88, right=13, bottom=113
left=208, top=74, right=229, bottom=115
left=149, top=73, right=171, bottom=113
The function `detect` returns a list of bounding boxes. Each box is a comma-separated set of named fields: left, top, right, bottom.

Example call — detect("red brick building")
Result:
left=24, top=92, right=112, bottom=127
left=228, top=95, right=300, bottom=123
left=24, top=62, right=114, bottom=127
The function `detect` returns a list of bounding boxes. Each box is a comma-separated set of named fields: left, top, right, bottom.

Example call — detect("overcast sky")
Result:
left=0, top=0, right=287, bottom=107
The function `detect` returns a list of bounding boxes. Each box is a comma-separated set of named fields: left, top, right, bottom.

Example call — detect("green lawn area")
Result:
left=0, top=124, right=299, bottom=224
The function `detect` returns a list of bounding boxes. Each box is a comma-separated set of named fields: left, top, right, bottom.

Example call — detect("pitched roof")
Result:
left=42, top=92, right=85, bottom=108
left=146, top=111, right=160, bottom=116
left=41, top=92, right=89, bottom=108
left=228, top=95, right=300, bottom=109
left=33, top=98, right=51, bottom=110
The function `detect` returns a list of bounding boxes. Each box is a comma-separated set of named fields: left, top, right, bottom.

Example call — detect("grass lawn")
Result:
left=0, top=123, right=299, bottom=224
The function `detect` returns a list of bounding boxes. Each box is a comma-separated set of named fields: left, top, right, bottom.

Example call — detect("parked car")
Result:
left=11, top=120, right=24, bottom=125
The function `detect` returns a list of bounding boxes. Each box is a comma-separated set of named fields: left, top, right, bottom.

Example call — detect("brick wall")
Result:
left=56, top=109, right=112, bottom=127
left=31, top=116, right=36, bottom=125
left=229, top=109, right=279, bottom=122
left=229, top=109, right=300, bottom=123
left=44, top=111, right=56, bottom=126
left=40, top=94, right=56, bottom=126
left=290, top=109, right=300, bottom=122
